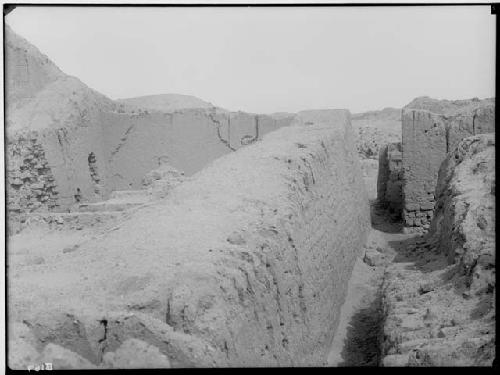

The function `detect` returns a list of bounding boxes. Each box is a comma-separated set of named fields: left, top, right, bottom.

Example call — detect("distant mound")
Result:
left=7, top=75, right=117, bottom=133
left=269, top=112, right=296, bottom=120
left=4, top=24, right=65, bottom=111
left=404, top=96, right=495, bottom=115
left=117, top=94, right=217, bottom=113
left=350, top=107, right=402, bottom=162
left=352, top=107, right=401, bottom=122
left=5, top=24, right=117, bottom=133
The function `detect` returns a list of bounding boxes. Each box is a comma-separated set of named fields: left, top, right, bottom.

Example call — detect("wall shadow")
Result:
left=370, top=200, right=403, bottom=234
left=337, top=296, right=384, bottom=366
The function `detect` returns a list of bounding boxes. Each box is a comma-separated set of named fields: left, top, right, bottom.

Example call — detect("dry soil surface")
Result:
left=327, top=202, right=415, bottom=366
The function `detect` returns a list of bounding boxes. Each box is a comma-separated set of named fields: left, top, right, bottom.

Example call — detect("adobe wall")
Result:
left=401, top=104, right=494, bottom=228
left=6, top=117, right=111, bottom=228
left=9, top=110, right=371, bottom=368
left=377, top=142, right=403, bottom=215
left=6, top=108, right=294, bottom=224
left=430, top=134, right=495, bottom=278
left=381, top=134, right=495, bottom=366
left=104, top=110, right=293, bottom=192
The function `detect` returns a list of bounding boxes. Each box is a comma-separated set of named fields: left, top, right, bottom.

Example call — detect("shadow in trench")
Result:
left=370, top=200, right=403, bottom=234
left=337, top=295, right=384, bottom=366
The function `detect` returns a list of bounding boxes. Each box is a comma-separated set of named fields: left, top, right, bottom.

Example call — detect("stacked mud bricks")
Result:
left=7, top=131, right=60, bottom=233
left=402, top=103, right=495, bottom=229
left=377, top=142, right=403, bottom=216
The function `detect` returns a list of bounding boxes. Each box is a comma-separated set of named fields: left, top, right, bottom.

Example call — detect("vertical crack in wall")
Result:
left=210, top=112, right=236, bottom=151
left=109, top=123, right=136, bottom=161
left=97, top=319, right=108, bottom=364
left=444, top=118, right=450, bottom=154
left=472, top=112, right=477, bottom=135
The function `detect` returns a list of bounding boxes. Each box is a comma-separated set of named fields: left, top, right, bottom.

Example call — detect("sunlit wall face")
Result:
left=5, top=5, right=495, bottom=113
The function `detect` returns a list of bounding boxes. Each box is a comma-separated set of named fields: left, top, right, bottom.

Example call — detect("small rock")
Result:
left=363, top=249, right=385, bottom=266
left=62, top=245, right=79, bottom=254
left=418, top=282, right=434, bottom=294
left=227, top=232, right=246, bottom=245
left=423, top=307, right=438, bottom=321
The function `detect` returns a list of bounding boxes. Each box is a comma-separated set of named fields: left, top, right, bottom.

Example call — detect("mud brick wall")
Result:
left=9, top=110, right=370, bottom=368
left=377, top=142, right=403, bottom=215
left=401, top=104, right=495, bottom=228
left=6, top=132, right=60, bottom=233
left=430, top=134, right=495, bottom=281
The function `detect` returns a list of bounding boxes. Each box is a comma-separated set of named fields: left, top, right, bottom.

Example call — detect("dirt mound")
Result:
left=350, top=108, right=402, bottom=161
left=117, top=94, right=217, bottom=113
left=7, top=76, right=116, bottom=133
left=142, top=164, right=187, bottom=199
left=4, top=24, right=64, bottom=110
left=404, top=96, right=495, bottom=116
left=352, top=107, right=401, bottom=122
left=354, top=127, right=401, bottom=160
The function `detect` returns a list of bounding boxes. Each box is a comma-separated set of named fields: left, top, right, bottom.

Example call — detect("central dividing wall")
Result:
left=401, top=104, right=494, bottom=228
left=10, top=110, right=370, bottom=368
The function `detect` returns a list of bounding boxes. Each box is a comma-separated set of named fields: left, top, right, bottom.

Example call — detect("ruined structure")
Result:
left=381, top=134, right=495, bottom=366
left=8, top=110, right=370, bottom=368
left=401, top=97, right=495, bottom=228
left=4, top=26, right=293, bottom=228
left=6, top=22, right=495, bottom=369
left=377, top=142, right=403, bottom=216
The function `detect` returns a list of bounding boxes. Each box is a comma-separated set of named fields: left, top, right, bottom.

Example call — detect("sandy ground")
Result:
left=327, top=202, right=413, bottom=366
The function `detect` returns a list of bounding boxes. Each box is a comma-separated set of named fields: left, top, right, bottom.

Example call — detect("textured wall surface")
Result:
left=431, top=134, right=495, bottom=287
left=381, top=134, right=495, bottom=366
left=9, top=110, right=370, bottom=368
left=401, top=103, right=494, bottom=228
left=377, top=142, right=403, bottom=215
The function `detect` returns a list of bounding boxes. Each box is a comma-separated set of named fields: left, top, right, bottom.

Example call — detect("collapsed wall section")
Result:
left=9, top=110, right=370, bottom=368
left=401, top=104, right=494, bottom=228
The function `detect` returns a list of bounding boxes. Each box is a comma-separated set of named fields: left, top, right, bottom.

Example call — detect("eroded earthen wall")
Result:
left=381, top=134, right=495, bottom=366
left=431, top=134, right=495, bottom=284
left=6, top=108, right=294, bottom=223
left=104, top=109, right=293, bottom=192
left=377, top=142, right=403, bottom=215
left=9, top=110, right=370, bottom=368
left=401, top=105, right=495, bottom=228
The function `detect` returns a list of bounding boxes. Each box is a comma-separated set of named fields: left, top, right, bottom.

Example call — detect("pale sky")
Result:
left=5, top=5, right=495, bottom=114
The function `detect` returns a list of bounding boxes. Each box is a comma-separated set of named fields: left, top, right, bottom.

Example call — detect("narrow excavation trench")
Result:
left=328, top=201, right=413, bottom=366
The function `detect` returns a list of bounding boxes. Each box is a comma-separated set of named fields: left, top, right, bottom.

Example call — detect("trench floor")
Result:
left=327, top=202, right=415, bottom=366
